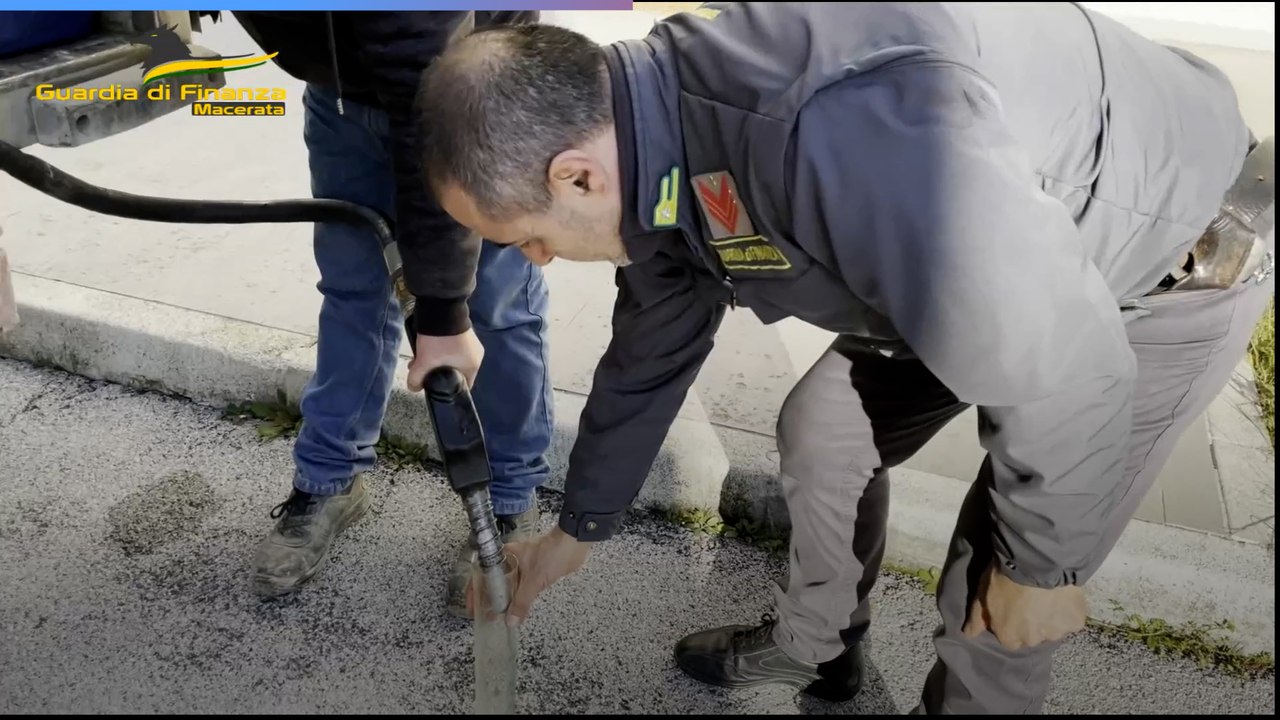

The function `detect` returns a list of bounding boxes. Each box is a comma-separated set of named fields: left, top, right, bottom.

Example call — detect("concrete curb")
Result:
left=0, top=272, right=1273, bottom=656
left=0, top=273, right=730, bottom=515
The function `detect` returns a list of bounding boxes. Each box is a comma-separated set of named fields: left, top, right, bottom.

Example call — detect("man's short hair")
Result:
left=417, top=24, right=613, bottom=221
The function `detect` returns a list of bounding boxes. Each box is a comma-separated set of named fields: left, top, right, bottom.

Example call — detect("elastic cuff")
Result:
left=558, top=507, right=624, bottom=541
left=413, top=296, right=471, bottom=337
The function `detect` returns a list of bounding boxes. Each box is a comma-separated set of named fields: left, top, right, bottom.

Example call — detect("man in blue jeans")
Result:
left=229, top=11, right=552, bottom=610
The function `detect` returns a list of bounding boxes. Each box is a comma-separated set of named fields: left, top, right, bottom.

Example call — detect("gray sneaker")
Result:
left=253, top=475, right=371, bottom=597
left=446, top=505, right=541, bottom=618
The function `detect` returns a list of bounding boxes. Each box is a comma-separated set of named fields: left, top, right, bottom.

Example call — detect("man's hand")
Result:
left=963, top=560, right=1087, bottom=651
left=467, top=527, right=593, bottom=626
left=407, top=329, right=485, bottom=390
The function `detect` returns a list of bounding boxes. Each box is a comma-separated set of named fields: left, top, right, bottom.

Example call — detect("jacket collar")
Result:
left=604, top=37, right=702, bottom=266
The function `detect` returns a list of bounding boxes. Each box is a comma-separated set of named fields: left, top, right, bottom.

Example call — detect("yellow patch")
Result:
left=652, top=166, right=681, bottom=228
left=689, top=7, right=722, bottom=20
left=710, top=235, right=791, bottom=271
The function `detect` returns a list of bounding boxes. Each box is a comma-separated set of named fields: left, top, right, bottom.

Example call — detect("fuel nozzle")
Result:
left=424, top=366, right=511, bottom=616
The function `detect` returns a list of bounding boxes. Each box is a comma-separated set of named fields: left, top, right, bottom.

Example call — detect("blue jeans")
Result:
left=292, top=84, right=553, bottom=517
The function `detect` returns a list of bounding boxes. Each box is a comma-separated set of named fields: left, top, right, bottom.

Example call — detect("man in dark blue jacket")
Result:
left=417, top=2, right=1274, bottom=713
left=226, top=11, right=554, bottom=613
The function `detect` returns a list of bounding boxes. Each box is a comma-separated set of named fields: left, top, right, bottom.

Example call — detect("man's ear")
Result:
left=548, top=149, right=603, bottom=197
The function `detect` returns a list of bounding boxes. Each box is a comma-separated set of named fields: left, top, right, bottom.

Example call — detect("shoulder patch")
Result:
left=693, top=171, right=755, bottom=239
left=694, top=170, right=792, bottom=275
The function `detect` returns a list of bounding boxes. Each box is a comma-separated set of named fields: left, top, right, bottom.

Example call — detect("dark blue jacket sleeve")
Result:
left=787, top=63, right=1138, bottom=588
left=558, top=250, right=726, bottom=541
left=345, top=12, right=479, bottom=336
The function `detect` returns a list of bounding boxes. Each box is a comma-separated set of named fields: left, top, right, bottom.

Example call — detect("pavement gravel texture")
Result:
left=0, top=358, right=1273, bottom=714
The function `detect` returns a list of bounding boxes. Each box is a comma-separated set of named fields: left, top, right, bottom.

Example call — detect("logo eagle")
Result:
left=135, top=25, right=199, bottom=74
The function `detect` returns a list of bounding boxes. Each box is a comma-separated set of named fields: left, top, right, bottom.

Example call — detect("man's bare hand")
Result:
left=467, top=527, right=592, bottom=626
left=407, top=329, right=484, bottom=390
left=963, top=561, right=1087, bottom=651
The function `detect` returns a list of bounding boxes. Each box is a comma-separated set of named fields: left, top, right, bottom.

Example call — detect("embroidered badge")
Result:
left=652, top=166, right=680, bottom=228
left=709, top=235, right=792, bottom=271
left=693, top=171, right=756, bottom=239
left=693, top=170, right=790, bottom=273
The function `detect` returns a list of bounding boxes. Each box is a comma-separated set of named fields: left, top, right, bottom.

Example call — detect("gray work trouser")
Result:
left=768, top=238, right=1274, bottom=713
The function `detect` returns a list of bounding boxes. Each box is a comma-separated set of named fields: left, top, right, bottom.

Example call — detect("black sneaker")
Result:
left=252, top=475, right=371, bottom=597
left=446, top=506, right=540, bottom=618
left=674, top=613, right=864, bottom=702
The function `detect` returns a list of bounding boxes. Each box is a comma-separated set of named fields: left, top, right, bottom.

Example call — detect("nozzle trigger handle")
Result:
left=424, top=366, right=492, bottom=494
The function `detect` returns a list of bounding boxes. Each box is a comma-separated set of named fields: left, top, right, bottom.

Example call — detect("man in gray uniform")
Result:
left=417, top=3, right=1275, bottom=713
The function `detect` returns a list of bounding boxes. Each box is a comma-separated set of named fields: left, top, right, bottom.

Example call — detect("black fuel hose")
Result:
left=0, top=139, right=394, bottom=248
left=2, top=137, right=508, bottom=598
left=0, top=138, right=420, bottom=340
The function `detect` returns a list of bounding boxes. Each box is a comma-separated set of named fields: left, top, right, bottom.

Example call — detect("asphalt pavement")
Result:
left=0, top=357, right=1273, bottom=714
